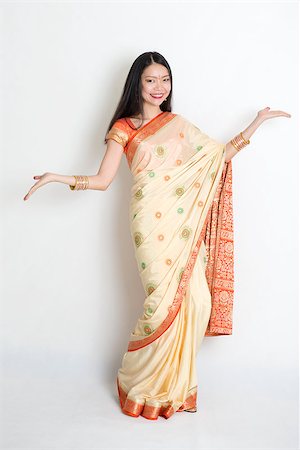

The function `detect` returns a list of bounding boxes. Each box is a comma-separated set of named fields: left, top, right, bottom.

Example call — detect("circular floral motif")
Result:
left=198, top=201, right=203, bottom=207
left=146, top=282, right=157, bottom=295
left=141, top=262, right=146, bottom=269
left=155, top=211, right=162, bottom=218
left=144, top=324, right=153, bottom=335
left=166, top=259, right=172, bottom=265
left=175, top=186, right=185, bottom=197
left=148, top=171, right=155, bottom=178
left=196, top=145, right=203, bottom=151
left=177, top=207, right=184, bottom=214
left=164, top=175, right=170, bottom=181
left=135, top=188, right=143, bottom=200
left=176, top=159, right=182, bottom=165
left=154, top=145, right=166, bottom=158
left=134, top=231, right=143, bottom=247
left=194, top=182, right=201, bottom=188
left=180, top=227, right=192, bottom=240
left=145, top=306, right=153, bottom=316
left=158, top=234, right=164, bottom=241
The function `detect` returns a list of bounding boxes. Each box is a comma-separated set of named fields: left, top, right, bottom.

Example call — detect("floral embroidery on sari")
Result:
left=111, top=111, right=234, bottom=418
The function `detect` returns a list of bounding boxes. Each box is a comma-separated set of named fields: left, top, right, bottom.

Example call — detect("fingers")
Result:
left=260, top=107, right=291, bottom=118
left=24, top=187, right=35, bottom=201
left=281, top=111, right=292, bottom=117
left=24, top=178, right=40, bottom=201
left=262, top=110, right=292, bottom=119
left=24, top=175, right=46, bottom=200
left=271, top=111, right=292, bottom=117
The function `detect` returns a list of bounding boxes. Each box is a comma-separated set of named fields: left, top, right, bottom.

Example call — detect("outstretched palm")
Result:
left=257, top=106, right=291, bottom=121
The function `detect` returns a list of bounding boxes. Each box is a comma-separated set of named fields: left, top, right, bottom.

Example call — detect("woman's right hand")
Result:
left=23, top=172, right=55, bottom=201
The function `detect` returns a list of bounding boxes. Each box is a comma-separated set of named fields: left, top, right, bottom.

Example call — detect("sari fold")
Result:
left=105, top=112, right=234, bottom=419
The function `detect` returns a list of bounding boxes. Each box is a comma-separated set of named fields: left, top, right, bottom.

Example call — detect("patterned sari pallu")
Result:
left=105, top=111, right=234, bottom=420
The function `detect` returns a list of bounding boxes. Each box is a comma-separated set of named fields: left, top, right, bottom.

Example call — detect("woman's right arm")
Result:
left=23, top=139, right=125, bottom=201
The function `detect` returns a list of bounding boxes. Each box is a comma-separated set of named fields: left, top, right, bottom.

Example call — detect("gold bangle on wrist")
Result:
left=69, top=175, right=89, bottom=190
left=230, top=132, right=250, bottom=152
left=231, top=139, right=241, bottom=152
left=240, top=131, right=250, bottom=145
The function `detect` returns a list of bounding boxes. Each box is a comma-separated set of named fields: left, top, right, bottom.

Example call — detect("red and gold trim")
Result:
left=125, top=112, right=177, bottom=168
left=204, top=160, right=234, bottom=336
left=117, top=377, right=197, bottom=420
left=105, top=127, right=129, bottom=148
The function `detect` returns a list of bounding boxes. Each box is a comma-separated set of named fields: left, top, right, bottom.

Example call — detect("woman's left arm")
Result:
left=224, top=107, right=292, bottom=163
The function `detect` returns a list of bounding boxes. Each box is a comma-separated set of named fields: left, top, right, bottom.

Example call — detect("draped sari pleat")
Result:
left=105, top=112, right=234, bottom=420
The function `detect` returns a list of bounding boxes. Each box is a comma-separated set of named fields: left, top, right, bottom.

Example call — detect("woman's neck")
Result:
left=136, top=106, right=162, bottom=120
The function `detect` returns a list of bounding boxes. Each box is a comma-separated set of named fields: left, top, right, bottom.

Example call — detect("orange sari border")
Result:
left=125, top=112, right=177, bottom=169
left=116, top=377, right=197, bottom=420
left=127, top=159, right=234, bottom=352
left=204, top=160, right=234, bottom=336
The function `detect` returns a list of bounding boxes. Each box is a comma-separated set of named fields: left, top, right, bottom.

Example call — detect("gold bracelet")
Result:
left=69, top=175, right=89, bottom=190
left=231, top=138, right=241, bottom=152
left=240, top=131, right=250, bottom=145
left=230, top=132, right=250, bottom=152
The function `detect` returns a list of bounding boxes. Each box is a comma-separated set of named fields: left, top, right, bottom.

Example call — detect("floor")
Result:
left=2, top=354, right=298, bottom=450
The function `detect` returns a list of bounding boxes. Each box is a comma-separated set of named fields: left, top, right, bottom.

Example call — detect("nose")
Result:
left=154, top=80, right=164, bottom=91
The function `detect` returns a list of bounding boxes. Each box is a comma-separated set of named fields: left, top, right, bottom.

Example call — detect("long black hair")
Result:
left=104, top=51, right=173, bottom=142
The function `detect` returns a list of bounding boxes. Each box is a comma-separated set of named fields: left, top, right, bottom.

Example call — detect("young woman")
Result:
left=24, top=51, right=291, bottom=420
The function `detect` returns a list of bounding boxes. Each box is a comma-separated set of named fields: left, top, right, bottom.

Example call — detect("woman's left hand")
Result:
left=257, top=106, right=291, bottom=122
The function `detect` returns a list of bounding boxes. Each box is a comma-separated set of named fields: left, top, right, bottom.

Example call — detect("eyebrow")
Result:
left=144, top=75, right=170, bottom=79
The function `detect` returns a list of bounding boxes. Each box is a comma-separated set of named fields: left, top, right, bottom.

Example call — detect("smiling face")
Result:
left=140, top=63, right=171, bottom=109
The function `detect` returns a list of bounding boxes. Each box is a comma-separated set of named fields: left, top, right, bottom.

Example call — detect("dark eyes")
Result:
left=146, top=79, right=170, bottom=82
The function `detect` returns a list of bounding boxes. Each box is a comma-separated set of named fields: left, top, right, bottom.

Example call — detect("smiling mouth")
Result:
left=151, top=94, right=164, bottom=98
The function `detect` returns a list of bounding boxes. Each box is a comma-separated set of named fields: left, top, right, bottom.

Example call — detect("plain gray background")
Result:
left=1, top=1, right=298, bottom=449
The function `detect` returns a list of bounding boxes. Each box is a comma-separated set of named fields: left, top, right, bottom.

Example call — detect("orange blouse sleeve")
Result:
left=105, top=119, right=130, bottom=151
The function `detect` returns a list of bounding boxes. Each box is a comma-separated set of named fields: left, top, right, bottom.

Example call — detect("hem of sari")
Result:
left=205, top=328, right=232, bottom=336
left=116, top=377, right=197, bottom=420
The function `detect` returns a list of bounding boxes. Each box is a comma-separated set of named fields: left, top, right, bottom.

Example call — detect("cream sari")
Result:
left=105, top=111, right=234, bottom=420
